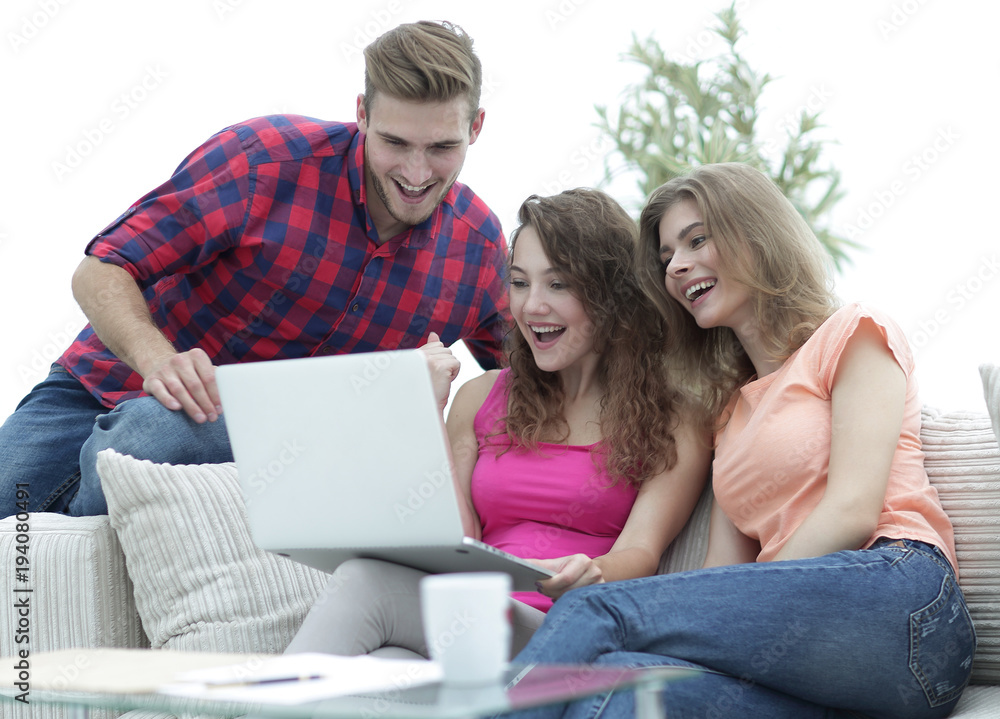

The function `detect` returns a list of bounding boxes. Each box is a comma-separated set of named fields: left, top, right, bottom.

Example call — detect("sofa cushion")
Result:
left=0, top=513, right=147, bottom=656
left=657, top=479, right=713, bottom=575
left=921, top=406, right=1000, bottom=685
left=98, top=449, right=331, bottom=655
left=949, top=685, right=1000, bottom=718
left=0, top=513, right=147, bottom=719
left=982, top=363, right=999, bottom=443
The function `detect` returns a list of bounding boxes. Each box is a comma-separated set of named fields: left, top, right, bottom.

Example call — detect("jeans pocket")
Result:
left=908, top=572, right=976, bottom=707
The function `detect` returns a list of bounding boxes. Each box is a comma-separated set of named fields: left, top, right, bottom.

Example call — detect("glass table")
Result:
left=3, top=662, right=693, bottom=718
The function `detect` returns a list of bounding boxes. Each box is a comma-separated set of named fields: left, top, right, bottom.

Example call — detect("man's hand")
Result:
left=72, top=256, right=223, bottom=423
left=141, top=347, right=222, bottom=423
left=418, top=332, right=461, bottom=411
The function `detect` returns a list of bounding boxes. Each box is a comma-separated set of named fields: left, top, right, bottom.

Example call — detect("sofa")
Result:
left=2, top=363, right=999, bottom=719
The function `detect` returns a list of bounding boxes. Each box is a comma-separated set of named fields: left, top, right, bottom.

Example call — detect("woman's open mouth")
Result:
left=530, top=325, right=566, bottom=345
left=685, top=279, right=717, bottom=302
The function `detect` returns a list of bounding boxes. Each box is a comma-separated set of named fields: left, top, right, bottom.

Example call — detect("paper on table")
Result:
left=158, top=652, right=444, bottom=705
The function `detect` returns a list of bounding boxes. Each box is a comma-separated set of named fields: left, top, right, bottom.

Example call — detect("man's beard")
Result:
left=366, top=155, right=454, bottom=233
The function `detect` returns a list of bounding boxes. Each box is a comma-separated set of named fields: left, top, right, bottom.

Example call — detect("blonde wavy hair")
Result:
left=636, top=163, right=840, bottom=427
left=503, top=188, right=685, bottom=485
left=363, top=20, right=482, bottom=125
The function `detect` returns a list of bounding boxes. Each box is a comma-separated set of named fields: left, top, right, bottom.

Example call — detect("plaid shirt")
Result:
left=57, top=115, right=509, bottom=408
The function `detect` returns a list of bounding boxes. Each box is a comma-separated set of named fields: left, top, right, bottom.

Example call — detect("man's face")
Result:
left=358, top=93, right=484, bottom=239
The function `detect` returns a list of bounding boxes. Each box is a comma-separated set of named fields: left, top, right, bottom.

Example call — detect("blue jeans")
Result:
left=507, top=539, right=976, bottom=719
left=0, top=364, right=233, bottom=517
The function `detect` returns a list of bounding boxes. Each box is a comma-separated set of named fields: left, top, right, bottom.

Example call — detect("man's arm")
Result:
left=71, top=255, right=222, bottom=423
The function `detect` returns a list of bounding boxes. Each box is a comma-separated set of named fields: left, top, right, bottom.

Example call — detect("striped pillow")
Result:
left=920, top=406, right=1000, bottom=685
left=98, top=450, right=330, bottom=654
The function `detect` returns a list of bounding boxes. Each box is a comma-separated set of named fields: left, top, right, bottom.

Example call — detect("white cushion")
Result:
left=982, top=363, right=1000, bottom=444
left=0, top=513, right=147, bottom=719
left=921, top=407, right=1000, bottom=685
left=657, top=480, right=712, bottom=575
left=98, top=449, right=331, bottom=654
left=0, top=513, right=147, bottom=656
left=948, top=685, right=1000, bottom=718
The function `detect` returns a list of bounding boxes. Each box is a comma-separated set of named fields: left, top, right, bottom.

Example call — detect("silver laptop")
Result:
left=215, top=350, right=554, bottom=591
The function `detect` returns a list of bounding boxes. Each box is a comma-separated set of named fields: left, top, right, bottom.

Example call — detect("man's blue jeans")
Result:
left=0, top=364, right=232, bottom=517
left=508, top=539, right=976, bottom=719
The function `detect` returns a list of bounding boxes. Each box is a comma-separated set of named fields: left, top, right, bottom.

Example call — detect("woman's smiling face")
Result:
left=508, top=225, right=597, bottom=375
left=658, top=198, right=754, bottom=334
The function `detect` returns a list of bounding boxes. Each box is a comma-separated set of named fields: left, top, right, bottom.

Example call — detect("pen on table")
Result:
left=204, top=674, right=324, bottom=688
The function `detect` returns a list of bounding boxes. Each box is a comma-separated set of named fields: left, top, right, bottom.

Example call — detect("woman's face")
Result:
left=509, top=226, right=598, bottom=375
left=657, top=198, right=754, bottom=334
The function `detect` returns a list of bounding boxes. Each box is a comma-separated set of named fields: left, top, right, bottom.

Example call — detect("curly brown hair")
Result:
left=502, top=188, right=685, bottom=485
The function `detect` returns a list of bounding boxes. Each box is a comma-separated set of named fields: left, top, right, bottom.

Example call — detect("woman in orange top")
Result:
left=506, top=163, right=976, bottom=719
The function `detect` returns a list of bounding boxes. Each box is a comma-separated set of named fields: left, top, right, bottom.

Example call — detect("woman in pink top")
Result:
left=281, top=188, right=709, bottom=660
left=506, top=164, right=976, bottom=719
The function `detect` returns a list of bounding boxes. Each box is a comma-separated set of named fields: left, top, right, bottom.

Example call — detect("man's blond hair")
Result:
left=363, top=20, right=482, bottom=125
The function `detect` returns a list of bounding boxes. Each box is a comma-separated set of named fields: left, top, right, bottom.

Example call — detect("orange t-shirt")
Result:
left=712, top=303, right=958, bottom=574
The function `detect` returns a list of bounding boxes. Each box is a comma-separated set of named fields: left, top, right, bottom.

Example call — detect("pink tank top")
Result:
left=470, top=369, right=639, bottom=611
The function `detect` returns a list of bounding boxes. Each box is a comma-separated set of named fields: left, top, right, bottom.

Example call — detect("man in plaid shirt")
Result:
left=0, top=21, right=508, bottom=517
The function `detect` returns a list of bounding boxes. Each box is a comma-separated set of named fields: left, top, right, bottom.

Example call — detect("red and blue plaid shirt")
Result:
left=57, top=115, right=509, bottom=408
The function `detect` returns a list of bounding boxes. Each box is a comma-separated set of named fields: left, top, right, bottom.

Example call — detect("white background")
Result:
left=1, top=0, right=997, bottom=418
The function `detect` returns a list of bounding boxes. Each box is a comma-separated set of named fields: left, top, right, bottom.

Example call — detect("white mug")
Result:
left=420, top=572, right=512, bottom=685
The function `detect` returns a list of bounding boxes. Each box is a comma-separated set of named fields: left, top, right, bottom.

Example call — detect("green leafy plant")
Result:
left=596, top=3, right=855, bottom=269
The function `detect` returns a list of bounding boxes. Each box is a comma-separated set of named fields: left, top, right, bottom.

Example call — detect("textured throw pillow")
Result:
left=98, top=450, right=331, bottom=654
left=920, top=406, right=1000, bottom=684
left=657, top=479, right=713, bottom=575
left=981, top=363, right=1000, bottom=443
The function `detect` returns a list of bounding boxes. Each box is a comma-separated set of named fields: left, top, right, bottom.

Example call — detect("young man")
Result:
left=0, top=21, right=507, bottom=517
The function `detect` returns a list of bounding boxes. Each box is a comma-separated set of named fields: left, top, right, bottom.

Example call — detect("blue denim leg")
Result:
left=0, top=365, right=106, bottom=516
left=508, top=541, right=975, bottom=719
left=563, top=653, right=862, bottom=719
left=71, top=395, right=234, bottom=515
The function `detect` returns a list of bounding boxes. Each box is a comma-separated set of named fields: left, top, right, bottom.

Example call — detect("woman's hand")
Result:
left=418, top=332, right=461, bottom=411
left=527, top=554, right=605, bottom=601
